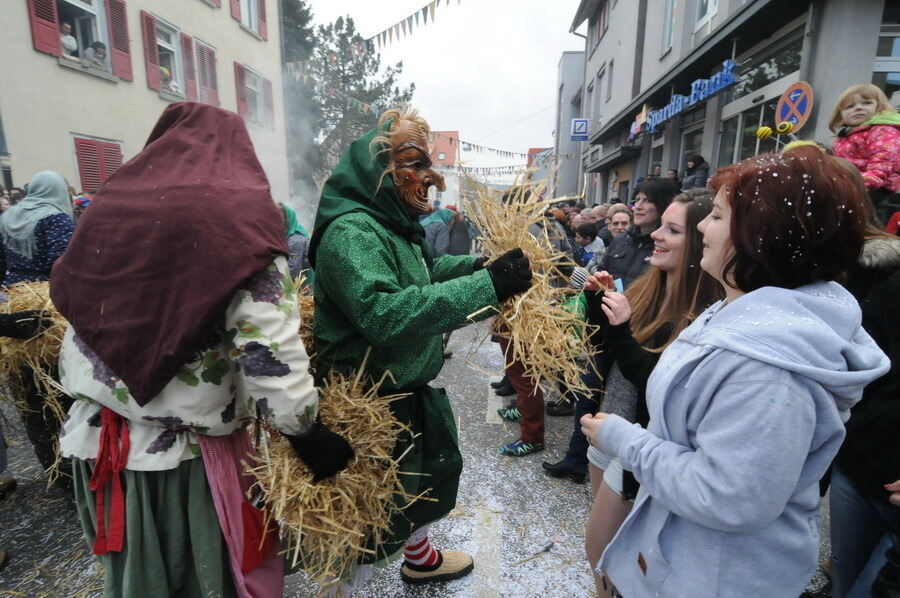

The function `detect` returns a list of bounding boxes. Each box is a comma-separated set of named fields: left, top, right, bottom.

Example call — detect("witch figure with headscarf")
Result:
left=51, top=103, right=353, bottom=598
left=310, top=105, right=533, bottom=588
left=0, top=170, right=76, bottom=486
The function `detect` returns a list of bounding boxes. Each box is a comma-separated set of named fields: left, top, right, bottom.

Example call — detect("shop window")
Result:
left=231, top=0, right=268, bottom=39
left=27, top=0, right=131, bottom=79
left=661, top=0, right=677, bottom=55
left=73, top=136, right=123, bottom=193
left=874, top=25, right=900, bottom=106
left=679, top=127, right=704, bottom=169
left=718, top=100, right=780, bottom=166
left=234, top=63, right=273, bottom=129
left=723, top=34, right=802, bottom=105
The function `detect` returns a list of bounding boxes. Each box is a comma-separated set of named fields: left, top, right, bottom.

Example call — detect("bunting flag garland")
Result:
left=368, top=0, right=453, bottom=48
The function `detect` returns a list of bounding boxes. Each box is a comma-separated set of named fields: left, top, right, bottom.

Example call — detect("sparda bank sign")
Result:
left=633, top=59, right=738, bottom=136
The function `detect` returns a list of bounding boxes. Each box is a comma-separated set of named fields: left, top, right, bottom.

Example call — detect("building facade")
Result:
left=552, top=50, right=586, bottom=198
left=2, top=0, right=288, bottom=200
left=430, top=130, right=461, bottom=208
left=572, top=0, right=900, bottom=204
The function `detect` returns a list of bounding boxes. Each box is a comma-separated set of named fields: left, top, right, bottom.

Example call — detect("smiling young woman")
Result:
left=581, top=145, right=890, bottom=597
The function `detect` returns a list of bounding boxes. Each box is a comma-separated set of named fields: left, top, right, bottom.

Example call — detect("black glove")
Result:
left=285, top=419, right=355, bottom=483
left=473, top=257, right=487, bottom=271
left=487, top=248, right=532, bottom=302
left=0, top=311, right=53, bottom=339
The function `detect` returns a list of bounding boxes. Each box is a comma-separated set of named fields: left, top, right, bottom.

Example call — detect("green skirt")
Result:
left=73, top=458, right=237, bottom=598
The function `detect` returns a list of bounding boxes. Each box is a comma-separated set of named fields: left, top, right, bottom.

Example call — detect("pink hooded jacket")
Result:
left=832, top=116, right=900, bottom=194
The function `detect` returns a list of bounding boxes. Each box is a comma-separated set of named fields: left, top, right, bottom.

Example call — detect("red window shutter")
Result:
left=99, top=142, right=124, bottom=181
left=105, top=0, right=132, bottom=80
left=231, top=0, right=241, bottom=20
left=234, top=63, right=247, bottom=117
left=74, top=138, right=104, bottom=193
left=198, top=45, right=219, bottom=106
left=28, top=0, right=61, bottom=57
left=258, top=0, right=267, bottom=39
left=181, top=34, right=198, bottom=101
left=263, top=77, right=274, bottom=129
left=140, top=11, right=160, bottom=90
left=213, top=0, right=221, bottom=6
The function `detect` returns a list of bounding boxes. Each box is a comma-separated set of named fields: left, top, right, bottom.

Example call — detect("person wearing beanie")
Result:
left=594, top=178, right=678, bottom=288
left=681, top=154, right=710, bottom=190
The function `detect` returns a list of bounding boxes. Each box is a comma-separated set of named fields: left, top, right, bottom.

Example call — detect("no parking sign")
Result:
left=776, top=82, right=815, bottom=133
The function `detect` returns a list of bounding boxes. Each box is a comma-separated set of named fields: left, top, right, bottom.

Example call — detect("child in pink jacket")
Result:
left=829, top=84, right=900, bottom=224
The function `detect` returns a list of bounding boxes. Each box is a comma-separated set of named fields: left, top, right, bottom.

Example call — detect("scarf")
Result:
left=51, top=103, right=287, bottom=406
left=0, top=171, right=73, bottom=260
left=282, top=204, right=309, bottom=238
left=839, top=111, right=900, bottom=137
left=309, top=124, right=432, bottom=268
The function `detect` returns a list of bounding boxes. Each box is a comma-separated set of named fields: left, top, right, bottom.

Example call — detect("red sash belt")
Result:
left=89, top=407, right=130, bottom=555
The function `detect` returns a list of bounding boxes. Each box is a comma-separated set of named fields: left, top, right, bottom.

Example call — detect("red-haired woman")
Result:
left=580, top=146, right=890, bottom=597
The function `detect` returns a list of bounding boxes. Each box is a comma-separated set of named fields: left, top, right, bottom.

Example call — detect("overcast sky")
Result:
left=307, top=0, right=586, bottom=169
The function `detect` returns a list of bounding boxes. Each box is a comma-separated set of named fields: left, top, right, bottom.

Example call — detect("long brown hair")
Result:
left=625, top=188, right=724, bottom=351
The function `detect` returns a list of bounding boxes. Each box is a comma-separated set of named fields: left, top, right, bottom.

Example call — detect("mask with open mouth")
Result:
left=374, top=107, right=446, bottom=217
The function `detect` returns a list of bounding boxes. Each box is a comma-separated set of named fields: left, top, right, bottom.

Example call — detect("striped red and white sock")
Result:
left=403, top=532, right=440, bottom=567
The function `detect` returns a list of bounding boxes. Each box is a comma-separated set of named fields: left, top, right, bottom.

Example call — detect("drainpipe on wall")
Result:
left=572, top=29, right=588, bottom=196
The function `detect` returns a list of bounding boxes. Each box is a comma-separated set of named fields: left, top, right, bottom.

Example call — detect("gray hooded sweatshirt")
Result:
left=597, top=280, right=890, bottom=598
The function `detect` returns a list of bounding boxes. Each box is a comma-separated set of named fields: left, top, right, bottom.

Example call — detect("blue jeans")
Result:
left=831, top=465, right=900, bottom=598
left=560, top=361, right=603, bottom=474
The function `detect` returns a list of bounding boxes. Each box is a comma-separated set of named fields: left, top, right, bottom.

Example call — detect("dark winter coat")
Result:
left=836, top=236, right=900, bottom=500
left=596, top=226, right=654, bottom=288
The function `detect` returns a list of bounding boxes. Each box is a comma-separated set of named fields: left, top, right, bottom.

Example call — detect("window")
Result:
left=606, top=60, right=613, bottom=102
left=723, top=34, right=802, bottom=104
left=438, top=152, right=446, bottom=160
left=197, top=41, right=219, bottom=106
left=717, top=99, right=781, bottom=166
left=231, top=0, right=268, bottom=39
left=589, top=1, right=609, bottom=48
left=27, top=0, right=132, bottom=79
left=234, top=63, right=273, bottom=128
left=875, top=24, right=900, bottom=106
left=661, top=0, right=677, bottom=54
left=73, top=136, right=123, bottom=193
left=694, top=0, right=717, bottom=31
left=595, top=69, right=605, bottom=124
left=155, top=20, right=184, bottom=96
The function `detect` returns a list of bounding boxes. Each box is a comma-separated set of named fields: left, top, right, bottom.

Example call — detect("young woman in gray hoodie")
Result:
left=580, top=145, right=890, bottom=598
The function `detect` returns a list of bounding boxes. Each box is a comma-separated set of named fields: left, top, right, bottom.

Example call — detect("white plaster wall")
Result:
left=1, top=0, right=288, bottom=200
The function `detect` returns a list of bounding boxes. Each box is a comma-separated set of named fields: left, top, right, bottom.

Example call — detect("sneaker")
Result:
left=496, top=407, right=521, bottom=422
left=499, top=439, right=544, bottom=456
left=401, top=550, right=474, bottom=584
left=443, top=347, right=453, bottom=358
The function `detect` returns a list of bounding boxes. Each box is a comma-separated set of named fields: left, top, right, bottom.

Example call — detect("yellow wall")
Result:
left=1, top=0, right=288, bottom=200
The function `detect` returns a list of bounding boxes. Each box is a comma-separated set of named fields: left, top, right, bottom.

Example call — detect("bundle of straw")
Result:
left=0, top=281, right=69, bottom=422
left=464, top=177, right=595, bottom=395
left=294, top=274, right=315, bottom=357
left=246, top=363, right=419, bottom=591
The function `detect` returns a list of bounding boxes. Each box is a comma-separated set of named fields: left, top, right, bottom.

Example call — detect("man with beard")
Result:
left=310, top=106, right=532, bottom=585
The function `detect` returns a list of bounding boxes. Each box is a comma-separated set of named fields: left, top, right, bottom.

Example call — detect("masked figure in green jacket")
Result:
left=309, top=105, right=532, bottom=586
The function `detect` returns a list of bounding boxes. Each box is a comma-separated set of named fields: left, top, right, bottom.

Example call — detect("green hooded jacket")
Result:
left=311, top=126, right=498, bottom=560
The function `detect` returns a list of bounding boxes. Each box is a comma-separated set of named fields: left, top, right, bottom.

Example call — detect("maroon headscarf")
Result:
left=51, top=103, right=288, bottom=405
